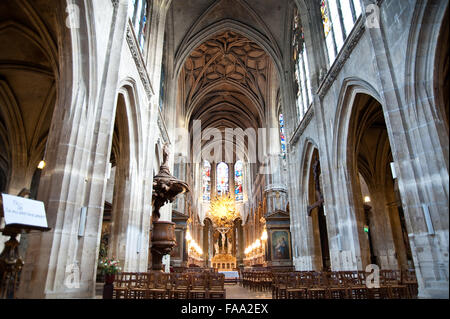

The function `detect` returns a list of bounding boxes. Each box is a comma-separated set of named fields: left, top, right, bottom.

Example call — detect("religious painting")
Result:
left=170, top=230, right=183, bottom=259
left=271, top=230, right=291, bottom=260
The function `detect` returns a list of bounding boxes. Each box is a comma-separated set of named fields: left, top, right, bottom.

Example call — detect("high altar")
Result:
left=208, top=195, right=239, bottom=271
left=211, top=254, right=236, bottom=271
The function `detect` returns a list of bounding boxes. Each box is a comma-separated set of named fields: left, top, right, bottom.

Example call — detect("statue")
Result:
left=162, top=143, right=169, bottom=168
left=221, top=234, right=226, bottom=254
left=214, top=242, right=220, bottom=256
left=227, top=237, right=232, bottom=255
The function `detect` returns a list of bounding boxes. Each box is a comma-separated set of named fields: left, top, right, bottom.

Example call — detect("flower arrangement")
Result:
left=98, top=257, right=122, bottom=275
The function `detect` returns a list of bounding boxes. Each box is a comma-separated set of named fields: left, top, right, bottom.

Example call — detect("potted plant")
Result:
left=98, top=257, right=121, bottom=284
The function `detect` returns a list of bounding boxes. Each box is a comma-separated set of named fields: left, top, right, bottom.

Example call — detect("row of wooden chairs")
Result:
left=112, top=272, right=226, bottom=299
left=270, top=269, right=418, bottom=299
left=241, top=271, right=273, bottom=292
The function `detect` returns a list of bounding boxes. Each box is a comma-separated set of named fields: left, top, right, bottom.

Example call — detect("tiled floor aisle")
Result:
left=95, top=283, right=272, bottom=299
left=225, top=284, right=272, bottom=299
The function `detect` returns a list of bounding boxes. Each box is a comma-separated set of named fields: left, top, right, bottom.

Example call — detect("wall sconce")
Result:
left=261, top=229, right=268, bottom=241
left=37, top=160, right=46, bottom=170
left=185, top=230, right=192, bottom=242
left=364, top=196, right=371, bottom=203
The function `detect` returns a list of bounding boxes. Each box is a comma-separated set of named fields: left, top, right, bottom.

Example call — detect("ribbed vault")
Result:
left=181, top=30, right=273, bottom=162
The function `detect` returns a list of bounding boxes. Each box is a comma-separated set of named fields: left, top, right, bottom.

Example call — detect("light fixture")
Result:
left=37, top=160, right=46, bottom=170
left=208, top=194, right=239, bottom=228
left=364, top=196, right=371, bottom=203
left=185, top=230, right=192, bottom=242
left=261, top=229, right=268, bottom=241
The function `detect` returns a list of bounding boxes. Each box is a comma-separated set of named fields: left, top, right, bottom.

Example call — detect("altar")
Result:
left=218, top=270, right=239, bottom=284
left=211, top=253, right=236, bottom=271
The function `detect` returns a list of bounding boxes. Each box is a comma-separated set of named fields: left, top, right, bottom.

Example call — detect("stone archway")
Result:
left=106, top=84, right=146, bottom=273
left=307, top=149, right=331, bottom=272
left=347, top=93, right=411, bottom=271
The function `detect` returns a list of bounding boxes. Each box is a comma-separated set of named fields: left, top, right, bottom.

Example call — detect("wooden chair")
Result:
left=171, top=273, right=190, bottom=299
left=286, top=272, right=308, bottom=299
left=272, top=273, right=288, bottom=299
left=402, top=269, right=418, bottom=299
left=128, top=273, right=149, bottom=299
left=307, top=272, right=329, bottom=299
left=146, top=272, right=170, bottom=299
left=326, top=272, right=349, bottom=299
left=381, top=270, right=408, bottom=299
left=263, top=272, right=272, bottom=291
left=208, top=273, right=226, bottom=299
left=190, top=273, right=209, bottom=299
left=113, top=272, right=131, bottom=299
left=343, top=271, right=369, bottom=299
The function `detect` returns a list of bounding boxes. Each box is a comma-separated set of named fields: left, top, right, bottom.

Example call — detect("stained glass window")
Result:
left=293, top=7, right=312, bottom=122
left=235, top=161, right=244, bottom=201
left=129, top=0, right=149, bottom=51
left=279, top=114, right=287, bottom=156
left=216, top=162, right=229, bottom=196
left=202, top=161, right=211, bottom=201
left=321, top=0, right=362, bottom=66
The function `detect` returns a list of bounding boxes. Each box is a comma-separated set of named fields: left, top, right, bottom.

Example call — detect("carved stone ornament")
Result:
left=152, top=144, right=190, bottom=221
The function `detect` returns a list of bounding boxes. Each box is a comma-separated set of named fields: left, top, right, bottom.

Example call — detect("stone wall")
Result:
left=287, top=0, right=449, bottom=298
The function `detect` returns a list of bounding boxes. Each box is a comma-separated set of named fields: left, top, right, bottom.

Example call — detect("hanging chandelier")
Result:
left=208, top=194, right=239, bottom=229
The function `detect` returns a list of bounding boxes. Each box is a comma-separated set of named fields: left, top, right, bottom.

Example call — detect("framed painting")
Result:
left=270, top=229, right=291, bottom=260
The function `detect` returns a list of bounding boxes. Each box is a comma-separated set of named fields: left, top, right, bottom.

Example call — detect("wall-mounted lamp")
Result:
left=364, top=196, right=371, bottom=203
left=261, top=229, right=268, bottom=241
left=37, top=160, right=46, bottom=170
left=185, top=230, right=192, bottom=242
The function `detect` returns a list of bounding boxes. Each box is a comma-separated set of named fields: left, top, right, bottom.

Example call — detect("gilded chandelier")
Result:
left=208, top=194, right=239, bottom=229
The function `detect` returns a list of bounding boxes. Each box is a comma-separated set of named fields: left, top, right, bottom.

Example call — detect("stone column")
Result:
left=361, top=0, right=449, bottom=298
left=228, top=162, right=234, bottom=197
left=17, top=0, right=130, bottom=298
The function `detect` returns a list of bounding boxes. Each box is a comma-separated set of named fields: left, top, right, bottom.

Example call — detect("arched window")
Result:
left=234, top=161, right=244, bottom=201
left=216, top=162, right=229, bottom=196
left=279, top=113, right=287, bottom=156
left=202, top=160, right=211, bottom=201
left=321, top=0, right=362, bottom=65
left=129, top=0, right=149, bottom=50
left=292, top=7, right=312, bottom=122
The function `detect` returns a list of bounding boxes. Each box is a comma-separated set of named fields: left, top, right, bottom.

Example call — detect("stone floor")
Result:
left=225, top=284, right=271, bottom=299
left=95, top=283, right=272, bottom=299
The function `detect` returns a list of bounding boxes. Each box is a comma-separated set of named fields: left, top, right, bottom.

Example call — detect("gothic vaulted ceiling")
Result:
left=0, top=0, right=58, bottom=191
left=168, top=0, right=288, bottom=160
left=184, top=30, right=269, bottom=130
